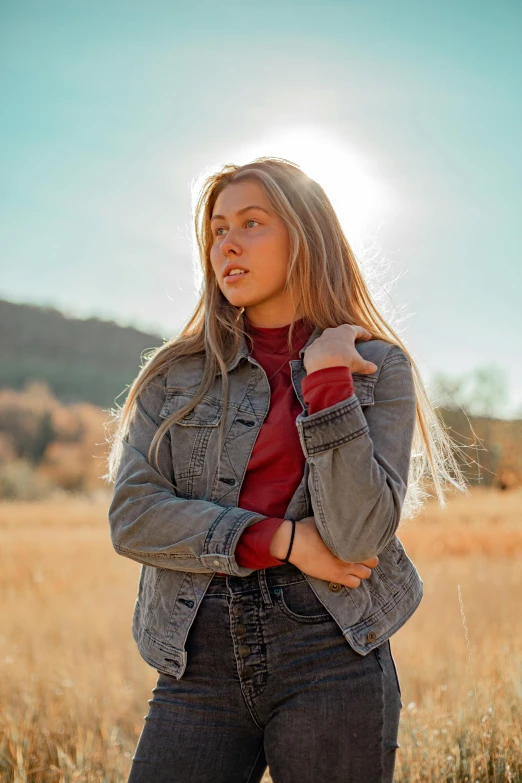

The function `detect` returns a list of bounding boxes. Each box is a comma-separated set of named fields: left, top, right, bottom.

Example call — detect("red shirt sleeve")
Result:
left=301, top=365, right=354, bottom=414
left=234, top=517, right=287, bottom=569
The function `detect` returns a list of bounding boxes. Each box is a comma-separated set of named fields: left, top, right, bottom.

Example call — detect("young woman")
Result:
left=106, top=157, right=465, bottom=783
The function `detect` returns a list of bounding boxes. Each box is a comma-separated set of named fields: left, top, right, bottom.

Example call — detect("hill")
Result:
left=0, top=298, right=167, bottom=408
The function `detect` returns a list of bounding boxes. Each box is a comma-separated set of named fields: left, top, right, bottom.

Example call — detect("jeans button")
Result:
left=236, top=624, right=247, bottom=637
left=328, top=582, right=343, bottom=592
left=238, top=644, right=251, bottom=657
left=232, top=605, right=243, bottom=616
left=243, top=665, right=255, bottom=677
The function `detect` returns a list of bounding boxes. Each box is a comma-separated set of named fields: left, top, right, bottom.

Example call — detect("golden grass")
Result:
left=0, top=487, right=521, bottom=782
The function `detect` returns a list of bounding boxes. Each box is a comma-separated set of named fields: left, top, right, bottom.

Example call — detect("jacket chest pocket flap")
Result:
left=158, top=391, right=223, bottom=483
left=159, top=391, right=223, bottom=426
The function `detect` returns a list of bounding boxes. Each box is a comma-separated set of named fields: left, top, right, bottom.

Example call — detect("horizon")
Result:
left=1, top=294, right=517, bottom=421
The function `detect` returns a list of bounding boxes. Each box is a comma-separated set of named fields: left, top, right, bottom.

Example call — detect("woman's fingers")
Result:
left=350, top=325, right=373, bottom=341
left=346, top=327, right=376, bottom=373
left=337, top=556, right=378, bottom=587
left=351, top=355, right=377, bottom=375
left=360, top=555, right=379, bottom=568
left=346, top=563, right=373, bottom=580
left=339, top=555, right=379, bottom=569
left=293, top=516, right=382, bottom=590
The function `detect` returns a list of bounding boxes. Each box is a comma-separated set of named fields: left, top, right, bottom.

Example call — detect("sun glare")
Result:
left=196, top=126, right=398, bottom=253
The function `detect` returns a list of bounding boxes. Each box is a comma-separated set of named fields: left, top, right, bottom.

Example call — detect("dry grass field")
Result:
left=0, top=487, right=521, bottom=782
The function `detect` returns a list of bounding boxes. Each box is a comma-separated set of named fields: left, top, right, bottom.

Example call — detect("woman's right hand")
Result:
left=270, top=516, right=379, bottom=588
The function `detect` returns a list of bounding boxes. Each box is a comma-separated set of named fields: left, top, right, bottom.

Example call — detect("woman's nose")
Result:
left=220, top=232, right=242, bottom=256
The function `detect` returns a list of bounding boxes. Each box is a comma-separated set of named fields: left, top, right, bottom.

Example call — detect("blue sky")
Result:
left=1, top=0, right=521, bottom=414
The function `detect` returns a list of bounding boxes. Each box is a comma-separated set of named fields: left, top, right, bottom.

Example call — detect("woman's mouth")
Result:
left=224, top=270, right=249, bottom=284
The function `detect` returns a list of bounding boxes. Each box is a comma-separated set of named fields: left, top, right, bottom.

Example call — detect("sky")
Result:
left=1, top=0, right=521, bottom=415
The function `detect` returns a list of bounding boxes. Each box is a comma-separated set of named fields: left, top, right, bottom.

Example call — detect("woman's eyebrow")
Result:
left=210, top=205, right=270, bottom=222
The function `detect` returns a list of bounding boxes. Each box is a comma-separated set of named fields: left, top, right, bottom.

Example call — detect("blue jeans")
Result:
left=128, top=563, right=403, bottom=783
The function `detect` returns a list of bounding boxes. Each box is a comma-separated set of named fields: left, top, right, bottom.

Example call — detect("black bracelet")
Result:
left=281, top=518, right=296, bottom=563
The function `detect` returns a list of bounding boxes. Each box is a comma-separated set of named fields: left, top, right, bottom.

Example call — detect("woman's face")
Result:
left=209, top=179, right=297, bottom=327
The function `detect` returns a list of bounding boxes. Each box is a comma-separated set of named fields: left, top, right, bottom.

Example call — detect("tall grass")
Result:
left=0, top=488, right=521, bottom=781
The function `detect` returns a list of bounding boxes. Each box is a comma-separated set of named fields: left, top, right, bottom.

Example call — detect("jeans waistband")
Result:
left=207, top=561, right=307, bottom=596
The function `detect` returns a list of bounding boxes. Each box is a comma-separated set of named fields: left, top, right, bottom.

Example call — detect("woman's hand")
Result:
left=270, top=516, right=379, bottom=588
left=303, top=324, right=377, bottom=375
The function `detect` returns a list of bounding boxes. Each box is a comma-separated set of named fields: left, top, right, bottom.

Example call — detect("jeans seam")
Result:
left=245, top=744, right=265, bottom=783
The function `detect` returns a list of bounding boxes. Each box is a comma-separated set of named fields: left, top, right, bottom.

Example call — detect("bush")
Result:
left=0, top=458, right=53, bottom=500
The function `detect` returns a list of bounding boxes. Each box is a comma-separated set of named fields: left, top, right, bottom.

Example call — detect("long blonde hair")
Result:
left=105, top=157, right=467, bottom=519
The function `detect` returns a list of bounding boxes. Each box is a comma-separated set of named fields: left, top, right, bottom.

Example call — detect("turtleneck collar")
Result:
left=243, top=314, right=316, bottom=356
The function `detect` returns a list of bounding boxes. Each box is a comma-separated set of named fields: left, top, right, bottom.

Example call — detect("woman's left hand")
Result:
left=303, top=324, right=378, bottom=375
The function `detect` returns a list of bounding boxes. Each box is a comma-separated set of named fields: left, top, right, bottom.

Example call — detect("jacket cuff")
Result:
left=200, top=508, right=275, bottom=575
left=295, top=394, right=369, bottom=458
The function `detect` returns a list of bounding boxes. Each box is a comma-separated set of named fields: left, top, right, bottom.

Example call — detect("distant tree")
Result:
left=430, top=364, right=521, bottom=488
left=431, top=364, right=509, bottom=419
left=31, top=411, right=57, bottom=463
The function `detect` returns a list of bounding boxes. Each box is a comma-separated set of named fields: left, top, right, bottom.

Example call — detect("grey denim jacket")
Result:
left=108, top=325, right=423, bottom=679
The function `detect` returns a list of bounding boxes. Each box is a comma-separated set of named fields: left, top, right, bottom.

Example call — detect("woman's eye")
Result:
left=214, top=219, right=258, bottom=237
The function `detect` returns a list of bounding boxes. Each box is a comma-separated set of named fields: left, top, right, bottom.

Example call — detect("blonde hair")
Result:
left=105, top=157, right=467, bottom=519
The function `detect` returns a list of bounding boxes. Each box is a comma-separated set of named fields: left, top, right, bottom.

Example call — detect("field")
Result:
left=0, top=488, right=521, bottom=782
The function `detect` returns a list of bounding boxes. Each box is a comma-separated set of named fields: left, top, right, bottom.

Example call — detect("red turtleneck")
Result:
left=215, top=317, right=354, bottom=573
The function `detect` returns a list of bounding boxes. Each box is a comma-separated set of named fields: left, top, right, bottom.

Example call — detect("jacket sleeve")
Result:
left=295, top=344, right=416, bottom=563
left=107, top=373, right=271, bottom=577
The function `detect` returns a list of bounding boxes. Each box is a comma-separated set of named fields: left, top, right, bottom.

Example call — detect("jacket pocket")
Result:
left=158, top=391, right=223, bottom=491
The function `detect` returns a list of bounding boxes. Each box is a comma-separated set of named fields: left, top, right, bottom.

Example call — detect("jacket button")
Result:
left=367, top=631, right=377, bottom=643
left=213, top=560, right=220, bottom=566
left=232, top=605, right=243, bottom=617
left=243, top=665, right=255, bottom=677
left=328, top=582, right=343, bottom=592
left=238, top=644, right=251, bottom=657
left=236, top=624, right=247, bottom=637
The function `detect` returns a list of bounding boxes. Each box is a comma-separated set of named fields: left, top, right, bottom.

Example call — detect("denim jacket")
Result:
left=108, top=325, right=423, bottom=679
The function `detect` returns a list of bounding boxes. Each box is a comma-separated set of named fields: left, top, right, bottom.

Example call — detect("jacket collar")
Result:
left=225, top=322, right=324, bottom=373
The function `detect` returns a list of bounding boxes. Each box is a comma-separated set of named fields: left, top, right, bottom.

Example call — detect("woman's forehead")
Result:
left=212, top=180, right=268, bottom=216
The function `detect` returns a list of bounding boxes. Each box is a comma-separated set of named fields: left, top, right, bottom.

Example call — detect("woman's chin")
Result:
left=223, top=292, right=257, bottom=308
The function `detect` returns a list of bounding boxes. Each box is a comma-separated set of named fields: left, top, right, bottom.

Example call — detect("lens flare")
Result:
left=218, top=125, right=399, bottom=252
